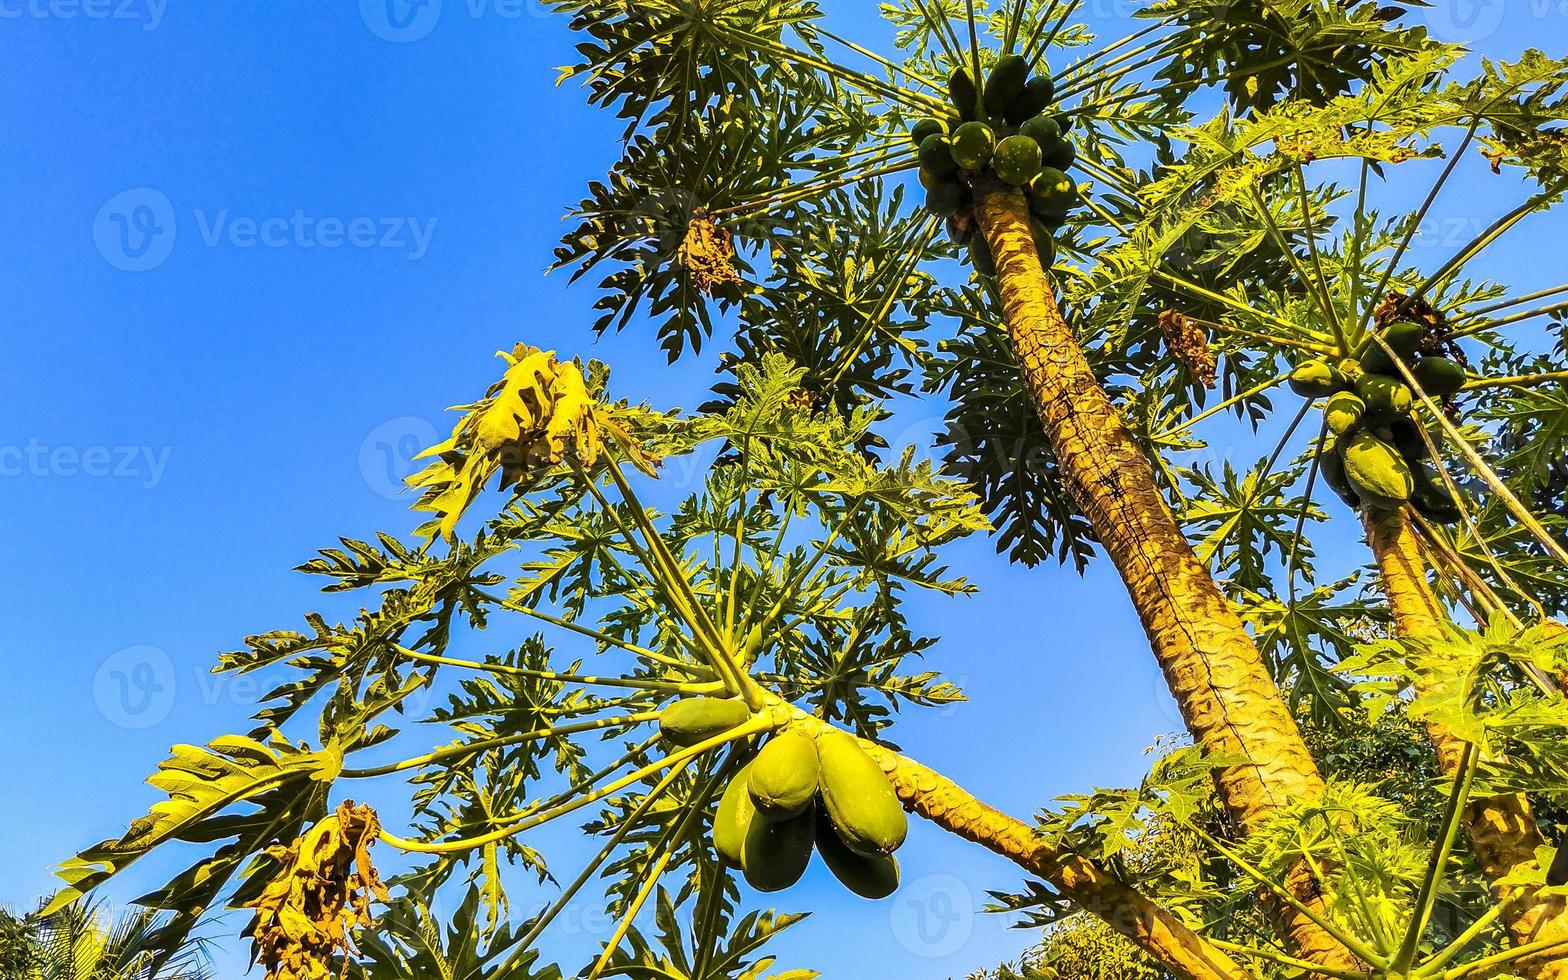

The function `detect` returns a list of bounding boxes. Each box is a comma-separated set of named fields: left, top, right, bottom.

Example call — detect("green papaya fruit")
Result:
left=919, top=134, right=959, bottom=178
left=817, top=729, right=907, bottom=856
left=1412, top=356, right=1467, bottom=397
left=815, top=806, right=900, bottom=899
left=1388, top=415, right=1429, bottom=463
left=1342, top=431, right=1413, bottom=510
left=910, top=118, right=947, bottom=146
left=1019, top=114, right=1062, bottom=148
left=1356, top=373, right=1415, bottom=423
left=993, top=134, right=1043, bottom=185
left=1040, top=135, right=1076, bottom=171
left=969, top=235, right=996, bottom=277
left=1006, top=76, right=1057, bottom=124
left=714, top=761, right=757, bottom=865
left=1319, top=441, right=1361, bottom=509
left=945, top=215, right=973, bottom=247
left=949, top=66, right=980, bottom=120
left=1028, top=166, right=1077, bottom=215
left=1289, top=359, right=1345, bottom=398
left=659, top=696, right=751, bottom=747
left=740, top=625, right=765, bottom=667
left=741, top=804, right=815, bottom=893
left=1361, top=320, right=1425, bottom=374
left=951, top=122, right=997, bottom=170
left=1411, top=463, right=1463, bottom=524
left=1324, top=391, right=1365, bottom=435
left=925, top=180, right=965, bottom=218
left=1030, top=217, right=1057, bottom=269
left=984, top=54, right=1031, bottom=119
left=748, top=731, right=820, bottom=819
left=1054, top=112, right=1074, bottom=132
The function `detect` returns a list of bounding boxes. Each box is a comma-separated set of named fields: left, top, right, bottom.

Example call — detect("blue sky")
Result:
left=1, top=1, right=1562, bottom=977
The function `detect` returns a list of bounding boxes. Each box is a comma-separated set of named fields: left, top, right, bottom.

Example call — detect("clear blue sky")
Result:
left=1, top=2, right=1559, bottom=977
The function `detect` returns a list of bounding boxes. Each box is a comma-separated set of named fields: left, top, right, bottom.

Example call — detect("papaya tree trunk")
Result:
left=1365, top=509, right=1568, bottom=979
left=780, top=709, right=1254, bottom=980
left=972, top=181, right=1359, bottom=969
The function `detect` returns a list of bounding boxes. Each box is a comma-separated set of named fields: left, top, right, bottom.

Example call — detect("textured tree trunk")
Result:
left=1365, top=509, right=1568, bottom=979
left=970, top=182, right=1359, bottom=969
left=780, top=709, right=1254, bottom=980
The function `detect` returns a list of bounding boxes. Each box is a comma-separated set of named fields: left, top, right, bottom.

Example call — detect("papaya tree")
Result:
left=541, top=0, right=1568, bottom=975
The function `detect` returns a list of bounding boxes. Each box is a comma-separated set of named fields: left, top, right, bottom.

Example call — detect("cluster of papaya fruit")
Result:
left=1288, top=319, right=1468, bottom=522
left=912, top=53, right=1079, bottom=276
left=660, top=697, right=908, bottom=899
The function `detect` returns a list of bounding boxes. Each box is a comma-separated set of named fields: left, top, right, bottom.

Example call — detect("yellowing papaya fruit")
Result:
left=1290, top=359, right=1345, bottom=398
left=741, top=804, right=815, bottom=893
left=1318, top=440, right=1360, bottom=509
left=659, top=697, right=751, bottom=747
left=815, top=806, right=900, bottom=900
left=748, top=731, right=820, bottom=819
left=1342, top=431, right=1413, bottom=510
left=816, top=729, right=907, bottom=856
left=1028, top=166, right=1076, bottom=216
left=714, top=761, right=757, bottom=865
left=1412, top=356, right=1467, bottom=397
left=993, top=134, right=1043, bottom=186
left=1324, top=391, right=1365, bottom=436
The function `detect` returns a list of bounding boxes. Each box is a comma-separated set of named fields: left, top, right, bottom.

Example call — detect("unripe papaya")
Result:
left=1030, top=217, right=1057, bottom=269
left=1006, top=77, right=1056, bottom=124
left=949, top=66, right=979, bottom=120
left=1342, top=431, right=1413, bottom=510
left=740, top=624, right=765, bottom=668
left=925, top=180, right=966, bottom=218
left=1289, top=359, right=1345, bottom=398
left=816, top=729, right=907, bottom=856
left=993, top=134, right=1043, bottom=186
left=1356, top=373, right=1414, bottom=423
left=1028, top=167, right=1076, bottom=216
left=1319, top=441, right=1360, bottom=508
left=1411, top=463, right=1462, bottom=524
left=741, top=804, right=815, bottom=893
left=910, top=118, right=947, bottom=147
left=1324, top=391, right=1365, bottom=436
left=1388, top=415, right=1429, bottom=462
left=983, top=55, right=1031, bottom=119
left=815, top=805, right=900, bottom=899
left=714, top=761, right=757, bottom=865
left=1361, top=320, right=1424, bottom=374
left=951, top=122, right=997, bottom=170
left=748, top=731, right=820, bottom=819
left=919, top=134, right=959, bottom=178
left=1019, top=114, right=1062, bottom=148
left=1039, top=135, right=1076, bottom=172
left=659, top=697, right=751, bottom=747
left=969, top=235, right=996, bottom=277
left=1412, top=356, right=1466, bottom=397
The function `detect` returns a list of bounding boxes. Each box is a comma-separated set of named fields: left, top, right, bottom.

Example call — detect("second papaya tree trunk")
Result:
left=971, top=182, right=1360, bottom=969
left=1365, top=509, right=1568, bottom=979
